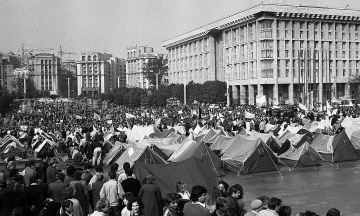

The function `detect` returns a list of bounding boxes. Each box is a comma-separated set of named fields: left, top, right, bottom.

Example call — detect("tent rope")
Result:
left=203, top=142, right=221, bottom=182
left=263, top=142, right=283, bottom=178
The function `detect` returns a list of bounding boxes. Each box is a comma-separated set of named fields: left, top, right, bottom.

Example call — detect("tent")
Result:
left=278, top=142, right=325, bottom=169
left=136, top=138, right=181, bottom=157
left=128, top=125, right=162, bottom=142
left=350, top=130, right=360, bottom=154
left=210, top=135, right=236, bottom=155
left=102, top=142, right=129, bottom=168
left=0, top=135, right=26, bottom=158
left=278, top=131, right=312, bottom=148
left=114, top=144, right=167, bottom=173
left=221, top=135, right=280, bottom=174
left=311, top=130, right=360, bottom=162
left=247, top=132, right=281, bottom=153
left=168, top=141, right=225, bottom=177
left=133, top=157, right=217, bottom=195
left=149, top=128, right=175, bottom=138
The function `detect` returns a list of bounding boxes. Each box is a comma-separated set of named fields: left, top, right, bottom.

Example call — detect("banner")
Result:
left=245, top=111, right=255, bottom=119
left=125, top=113, right=135, bottom=119
left=256, top=95, right=267, bottom=107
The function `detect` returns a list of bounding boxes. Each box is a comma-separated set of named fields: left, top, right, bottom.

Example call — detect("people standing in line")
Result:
left=138, top=175, right=162, bottom=216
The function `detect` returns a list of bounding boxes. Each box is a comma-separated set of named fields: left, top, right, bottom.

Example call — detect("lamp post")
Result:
left=66, top=78, right=71, bottom=98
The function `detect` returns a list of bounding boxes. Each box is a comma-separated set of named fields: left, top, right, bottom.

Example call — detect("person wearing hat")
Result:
left=244, top=199, right=262, bottom=216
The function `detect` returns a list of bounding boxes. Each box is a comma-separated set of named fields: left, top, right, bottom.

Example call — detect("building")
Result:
left=162, top=3, right=360, bottom=106
left=126, top=46, right=157, bottom=89
left=0, top=52, right=21, bottom=93
left=29, top=53, right=61, bottom=95
left=109, top=57, right=126, bottom=88
left=77, top=52, right=125, bottom=96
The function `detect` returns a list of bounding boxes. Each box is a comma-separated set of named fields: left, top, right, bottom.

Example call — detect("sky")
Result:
left=1, top=0, right=360, bottom=59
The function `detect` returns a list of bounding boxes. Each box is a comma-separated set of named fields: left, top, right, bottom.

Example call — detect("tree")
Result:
left=142, top=55, right=168, bottom=88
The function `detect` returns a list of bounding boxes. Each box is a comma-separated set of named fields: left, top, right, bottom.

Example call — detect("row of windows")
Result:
left=40, top=60, right=52, bottom=64
left=169, top=53, right=209, bottom=71
left=168, top=68, right=210, bottom=83
left=81, top=55, right=98, bottom=61
left=169, top=38, right=210, bottom=59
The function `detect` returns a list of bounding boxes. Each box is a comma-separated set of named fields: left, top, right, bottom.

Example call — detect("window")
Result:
left=261, top=20, right=272, bottom=29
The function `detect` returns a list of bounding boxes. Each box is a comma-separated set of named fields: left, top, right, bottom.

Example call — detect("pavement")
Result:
left=222, top=160, right=360, bottom=216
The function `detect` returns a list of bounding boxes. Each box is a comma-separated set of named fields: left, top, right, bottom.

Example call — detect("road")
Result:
left=222, top=160, right=360, bottom=216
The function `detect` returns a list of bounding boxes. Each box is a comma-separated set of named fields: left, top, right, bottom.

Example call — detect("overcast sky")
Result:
left=1, top=0, right=360, bottom=59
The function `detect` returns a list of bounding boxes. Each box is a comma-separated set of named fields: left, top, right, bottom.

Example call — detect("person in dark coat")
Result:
left=0, top=180, right=17, bottom=216
left=46, top=158, right=58, bottom=185
left=90, top=174, right=104, bottom=210
left=48, top=172, right=67, bottom=202
left=121, top=168, right=141, bottom=197
left=24, top=176, right=45, bottom=216
left=138, top=175, right=162, bottom=216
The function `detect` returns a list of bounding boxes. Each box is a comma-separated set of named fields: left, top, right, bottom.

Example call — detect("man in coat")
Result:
left=48, top=172, right=67, bottom=202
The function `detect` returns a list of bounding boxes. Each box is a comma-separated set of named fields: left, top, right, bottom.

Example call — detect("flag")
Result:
left=94, top=113, right=101, bottom=120
left=256, top=95, right=267, bottom=107
left=103, top=130, right=114, bottom=141
left=125, top=113, right=135, bottom=119
left=90, top=126, right=98, bottom=138
left=75, top=115, right=83, bottom=120
left=245, top=111, right=255, bottom=119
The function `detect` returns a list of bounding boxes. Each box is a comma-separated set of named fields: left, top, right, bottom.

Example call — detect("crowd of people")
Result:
left=0, top=99, right=356, bottom=216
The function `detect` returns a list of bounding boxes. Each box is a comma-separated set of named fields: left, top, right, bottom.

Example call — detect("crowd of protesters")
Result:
left=0, top=99, right=355, bottom=216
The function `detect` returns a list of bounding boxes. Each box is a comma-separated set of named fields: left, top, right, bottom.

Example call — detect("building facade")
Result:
left=29, top=53, right=61, bottom=95
left=0, top=52, right=20, bottom=93
left=126, top=46, right=157, bottom=89
left=162, top=3, right=360, bottom=106
left=77, top=52, right=124, bottom=96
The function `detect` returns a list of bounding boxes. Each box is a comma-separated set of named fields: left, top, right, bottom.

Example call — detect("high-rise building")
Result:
left=29, top=53, right=61, bottom=95
left=126, top=46, right=157, bottom=89
left=0, top=52, right=20, bottom=94
left=162, top=3, right=360, bottom=106
left=76, top=52, right=125, bottom=96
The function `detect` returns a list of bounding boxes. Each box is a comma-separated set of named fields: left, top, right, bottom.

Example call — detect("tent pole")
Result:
left=203, top=142, right=221, bottom=182
left=262, top=142, right=283, bottom=178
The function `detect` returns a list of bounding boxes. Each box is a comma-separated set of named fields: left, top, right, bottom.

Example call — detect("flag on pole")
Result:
left=244, top=111, right=255, bottom=119
left=93, top=113, right=101, bottom=120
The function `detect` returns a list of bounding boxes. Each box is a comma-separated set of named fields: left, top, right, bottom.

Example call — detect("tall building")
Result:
left=28, top=53, right=61, bottom=95
left=76, top=52, right=124, bottom=96
left=126, top=46, right=157, bottom=89
left=0, top=52, right=20, bottom=93
left=162, top=3, right=360, bottom=106
left=109, top=57, right=126, bottom=89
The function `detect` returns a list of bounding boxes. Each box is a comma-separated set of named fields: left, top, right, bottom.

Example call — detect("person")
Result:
left=163, top=193, right=182, bottom=216
left=326, top=208, right=340, bottom=216
left=24, top=159, right=37, bottom=187
left=10, top=195, right=29, bottom=216
left=183, top=185, right=210, bottom=216
left=70, top=171, right=90, bottom=216
left=138, top=175, right=162, bottom=216
left=24, top=176, right=45, bottom=216
left=176, top=181, right=191, bottom=200
left=60, top=199, right=74, bottom=216
left=61, top=187, right=84, bottom=216
left=91, top=173, right=104, bottom=210
left=48, top=172, right=67, bottom=202
left=217, top=181, right=229, bottom=197
left=256, top=195, right=269, bottom=210
left=104, top=163, right=119, bottom=182
left=258, top=197, right=282, bottom=216
left=46, top=158, right=58, bottom=185
left=81, top=163, right=93, bottom=185
left=121, top=192, right=134, bottom=216
left=205, top=186, right=222, bottom=213
left=226, top=184, right=246, bottom=216
left=91, top=137, right=102, bottom=166
left=127, top=197, right=144, bottom=216
left=65, top=165, right=76, bottom=186
left=0, top=179, right=17, bottom=216
left=118, top=162, right=136, bottom=183
left=211, top=197, right=228, bottom=216
left=89, top=166, right=103, bottom=189
left=100, top=170, right=124, bottom=216
left=278, top=205, right=291, bottom=216
left=34, top=171, right=49, bottom=199
left=121, top=168, right=141, bottom=197
left=244, top=199, right=262, bottom=216
left=89, top=198, right=111, bottom=216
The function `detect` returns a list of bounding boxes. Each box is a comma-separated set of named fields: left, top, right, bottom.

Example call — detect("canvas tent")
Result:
left=278, top=142, right=324, bottom=169
left=133, top=157, right=217, bottom=195
left=221, top=135, right=280, bottom=174
left=149, top=129, right=175, bottom=138
left=350, top=130, right=360, bottom=154
left=0, top=135, right=26, bottom=158
left=128, top=125, right=161, bottom=142
left=210, top=135, right=235, bottom=154
left=168, top=141, right=225, bottom=177
left=278, top=131, right=312, bottom=148
left=103, top=142, right=129, bottom=168
left=311, top=130, right=360, bottom=162
left=114, top=144, right=167, bottom=173
left=136, top=138, right=181, bottom=157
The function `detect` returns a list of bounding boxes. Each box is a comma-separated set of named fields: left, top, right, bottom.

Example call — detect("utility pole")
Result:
left=66, top=78, right=71, bottom=98
left=23, top=75, right=26, bottom=99
left=184, top=75, right=186, bottom=105
left=226, top=73, right=230, bottom=107
left=156, top=73, right=159, bottom=90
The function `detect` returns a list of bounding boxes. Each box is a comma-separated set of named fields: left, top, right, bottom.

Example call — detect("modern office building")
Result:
left=126, top=46, right=157, bottom=89
left=162, top=3, right=360, bottom=106
left=77, top=52, right=125, bottom=96
left=29, top=53, right=61, bottom=95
